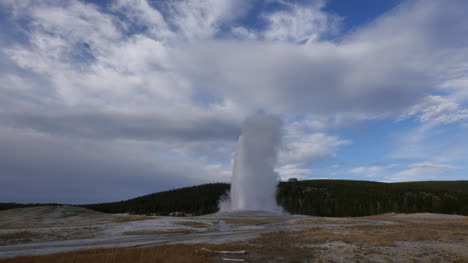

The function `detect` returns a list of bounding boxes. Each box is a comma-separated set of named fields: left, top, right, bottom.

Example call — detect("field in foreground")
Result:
left=0, top=206, right=467, bottom=262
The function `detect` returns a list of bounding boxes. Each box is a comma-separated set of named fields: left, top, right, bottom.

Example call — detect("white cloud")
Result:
left=166, top=0, right=249, bottom=41
left=349, top=164, right=398, bottom=178
left=399, top=95, right=468, bottom=125
left=350, top=162, right=458, bottom=182
left=441, top=78, right=468, bottom=102
left=112, top=0, right=173, bottom=40
left=172, top=0, right=468, bottom=118
left=276, top=119, right=350, bottom=179
left=276, top=164, right=310, bottom=180
left=1, top=0, right=468, bottom=201
left=391, top=162, right=457, bottom=182
left=280, top=122, right=350, bottom=166
left=231, top=26, right=257, bottom=40
left=0, top=127, right=225, bottom=203
left=5, top=0, right=468, bottom=119
left=262, top=0, right=340, bottom=44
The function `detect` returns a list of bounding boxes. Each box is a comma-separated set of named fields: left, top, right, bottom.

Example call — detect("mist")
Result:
left=219, top=112, right=283, bottom=212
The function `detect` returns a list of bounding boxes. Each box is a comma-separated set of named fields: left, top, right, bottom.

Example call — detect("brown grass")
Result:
left=111, top=215, right=155, bottom=223
left=0, top=231, right=35, bottom=239
left=175, top=221, right=211, bottom=228
left=298, top=219, right=468, bottom=246
left=361, top=214, right=468, bottom=223
left=0, top=223, right=11, bottom=229
left=124, top=229, right=193, bottom=235
left=2, top=216, right=467, bottom=263
left=300, top=227, right=398, bottom=246
left=156, top=229, right=193, bottom=235
left=0, top=243, right=244, bottom=263
left=242, top=230, right=318, bottom=262
left=221, top=218, right=274, bottom=225
left=292, top=218, right=367, bottom=225
left=241, top=219, right=468, bottom=262
left=0, top=231, right=38, bottom=246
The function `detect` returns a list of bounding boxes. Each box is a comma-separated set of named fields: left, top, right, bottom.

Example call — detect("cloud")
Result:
left=280, top=121, right=350, bottom=166
left=276, top=164, right=310, bottom=180
left=0, top=127, right=228, bottom=203
left=1, top=0, right=468, bottom=202
left=350, top=162, right=458, bottom=182
left=349, top=164, right=398, bottom=178
left=4, top=0, right=468, bottom=131
left=166, top=0, right=249, bottom=41
left=0, top=110, right=240, bottom=142
left=261, top=0, right=341, bottom=44
left=277, top=119, right=350, bottom=179
left=392, top=113, right=468, bottom=163
left=391, top=162, right=457, bottom=182
left=111, top=0, right=173, bottom=40
left=173, top=0, right=468, bottom=118
left=399, top=95, right=468, bottom=125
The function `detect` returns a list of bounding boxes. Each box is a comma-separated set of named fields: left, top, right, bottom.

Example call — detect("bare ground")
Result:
left=0, top=207, right=466, bottom=262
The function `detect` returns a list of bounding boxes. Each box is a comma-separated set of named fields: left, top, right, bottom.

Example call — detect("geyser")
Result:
left=220, top=112, right=283, bottom=212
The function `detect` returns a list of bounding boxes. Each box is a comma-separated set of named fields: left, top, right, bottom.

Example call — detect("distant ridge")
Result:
left=1, top=180, right=467, bottom=216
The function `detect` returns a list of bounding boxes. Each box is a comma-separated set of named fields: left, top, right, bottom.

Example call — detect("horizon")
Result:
left=3, top=179, right=467, bottom=206
left=1, top=0, right=467, bottom=204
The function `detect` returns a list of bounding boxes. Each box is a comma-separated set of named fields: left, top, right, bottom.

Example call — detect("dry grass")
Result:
left=361, top=214, right=468, bottom=224
left=156, top=229, right=193, bottom=235
left=0, top=223, right=11, bottom=229
left=297, top=219, right=468, bottom=246
left=111, top=215, right=155, bottom=223
left=231, top=216, right=468, bottom=261
left=300, top=227, right=398, bottom=246
left=124, top=229, right=193, bottom=235
left=0, top=231, right=38, bottom=246
left=242, top=230, right=318, bottom=262
left=0, top=243, right=244, bottom=263
left=0, top=231, right=35, bottom=239
left=0, top=228, right=104, bottom=246
left=221, top=218, right=274, bottom=225
left=175, top=221, right=211, bottom=228
left=242, top=219, right=468, bottom=262
left=2, top=216, right=467, bottom=263
left=292, top=218, right=367, bottom=225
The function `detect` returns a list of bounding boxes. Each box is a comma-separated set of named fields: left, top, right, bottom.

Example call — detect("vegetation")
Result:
left=1, top=216, right=466, bottom=263
left=277, top=180, right=468, bottom=216
left=1, top=180, right=467, bottom=216
left=82, top=183, right=229, bottom=216
left=0, top=243, right=241, bottom=263
left=0, top=203, right=60, bottom=211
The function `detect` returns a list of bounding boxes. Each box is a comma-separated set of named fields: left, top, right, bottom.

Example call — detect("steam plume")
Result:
left=220, top=111, right=283, bottom=212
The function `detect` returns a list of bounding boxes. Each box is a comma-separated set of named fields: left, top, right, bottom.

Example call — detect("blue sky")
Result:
left=325, top=0, right=402, bottom=31
left=0, top=0, right=467, bottom=203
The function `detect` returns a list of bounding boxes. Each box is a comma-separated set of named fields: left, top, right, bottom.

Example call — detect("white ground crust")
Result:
left=0, top=206, right=466, bottom=259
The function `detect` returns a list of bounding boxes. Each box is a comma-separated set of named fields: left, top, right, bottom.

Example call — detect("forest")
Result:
left=1, top=180, right=467, bottom=216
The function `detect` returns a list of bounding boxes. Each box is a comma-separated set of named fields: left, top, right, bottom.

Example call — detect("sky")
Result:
left=0, top=0, right=467, bottom=204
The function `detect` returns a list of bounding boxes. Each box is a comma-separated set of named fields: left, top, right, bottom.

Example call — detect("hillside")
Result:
left=277, top=180, right=468, bottom=216
left=81, top=183, right=229, bottom=215
left=1, top=180, right=467, bottom=216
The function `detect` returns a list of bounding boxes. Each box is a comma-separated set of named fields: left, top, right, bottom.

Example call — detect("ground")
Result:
left=0, top=206, right=466, bottom=262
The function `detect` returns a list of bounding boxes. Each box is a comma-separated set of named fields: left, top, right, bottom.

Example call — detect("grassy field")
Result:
left=1, top=214, right=466, bottom=263
left=0, top=243, right=239, bottom=263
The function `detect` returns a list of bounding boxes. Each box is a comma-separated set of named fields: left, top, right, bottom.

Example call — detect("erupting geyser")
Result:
left=220, top=112, right=283, bottom=212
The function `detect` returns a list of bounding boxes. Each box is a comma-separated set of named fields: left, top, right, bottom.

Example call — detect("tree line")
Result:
left=1, top=180, right=467, bottom=216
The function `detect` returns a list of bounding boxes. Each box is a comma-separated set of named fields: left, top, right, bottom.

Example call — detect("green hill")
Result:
left=82, top=183, right=229, bottom=215
left=2, top=180, right=467, bottom=216
left=277, top=180, right=468, bottom=216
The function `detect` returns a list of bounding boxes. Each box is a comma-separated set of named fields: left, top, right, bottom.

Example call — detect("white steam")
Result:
left=219, top=112, right=283, bottom=212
